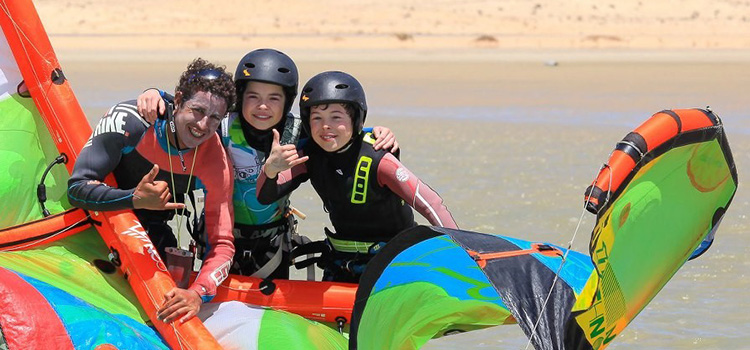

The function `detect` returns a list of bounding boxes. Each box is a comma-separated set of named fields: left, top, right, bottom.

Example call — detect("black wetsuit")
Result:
left=257, top=132, right=457, bottom=282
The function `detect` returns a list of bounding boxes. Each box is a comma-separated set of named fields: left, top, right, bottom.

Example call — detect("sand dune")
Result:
left=34, top=0, right=750, bottom=61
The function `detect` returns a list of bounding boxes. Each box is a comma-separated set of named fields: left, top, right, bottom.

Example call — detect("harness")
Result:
left=291, top=227, right=386, bottom=282
left=230, top=207, right=320, bottom=280
left=232, top=213, right=294, bottom=278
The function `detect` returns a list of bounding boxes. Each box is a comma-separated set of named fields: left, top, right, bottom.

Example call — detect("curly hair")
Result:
left=175, top=58, right=236, bottom=112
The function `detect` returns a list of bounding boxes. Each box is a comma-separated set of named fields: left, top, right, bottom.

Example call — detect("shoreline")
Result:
left=52, top=40, right=750, bottom=63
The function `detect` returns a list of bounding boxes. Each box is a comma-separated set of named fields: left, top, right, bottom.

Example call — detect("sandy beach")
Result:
left=24, top=1, right=750, bottom=348
left=35, top=0, right=750, bottom=62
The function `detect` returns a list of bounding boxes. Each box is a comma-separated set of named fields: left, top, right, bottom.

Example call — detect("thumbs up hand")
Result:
left=133, top=164, right=186, bottom=210
left=263, top=129, right=308, bottom=178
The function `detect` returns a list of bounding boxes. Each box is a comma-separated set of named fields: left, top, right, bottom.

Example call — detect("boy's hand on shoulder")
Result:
left=264, top=129, right=308, bottom=178
left=372, top=126, right=399, bottom=152
left=136, top=88, right=165, bottom=124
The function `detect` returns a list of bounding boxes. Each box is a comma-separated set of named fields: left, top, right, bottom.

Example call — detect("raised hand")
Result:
left=133, top=164, right=186, bottom=210
left=136, top=88, right=166, bottom=124
left=263, top=129, right=308, bottom=178
left=371, top=126, right=399, bottom=152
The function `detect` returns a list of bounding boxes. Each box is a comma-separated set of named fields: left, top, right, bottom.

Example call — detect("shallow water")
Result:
left=64, top=59, right=749, bottom=349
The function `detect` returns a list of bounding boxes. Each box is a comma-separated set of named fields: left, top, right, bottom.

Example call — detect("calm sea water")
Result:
left=64, top=59, right=749, bottom=349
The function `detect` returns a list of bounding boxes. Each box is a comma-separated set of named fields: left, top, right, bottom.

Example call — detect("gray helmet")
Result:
left=234, top=49, right=298, bottom=115
left=299, top=71, right=367, bottom=135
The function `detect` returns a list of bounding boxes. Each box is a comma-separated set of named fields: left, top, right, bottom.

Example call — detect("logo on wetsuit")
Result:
left=351, top=156, right=372, bottom=204
left=85, top=110, right=129, bottom=148
left=210, top=260, right=231, bottom=286
left=396, top=167, right=409, bottom=182
left=92, top=111, right=127, bottom=137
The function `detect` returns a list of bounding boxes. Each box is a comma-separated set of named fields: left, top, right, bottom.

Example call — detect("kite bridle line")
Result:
left=523, top=162, right=613, bottom=350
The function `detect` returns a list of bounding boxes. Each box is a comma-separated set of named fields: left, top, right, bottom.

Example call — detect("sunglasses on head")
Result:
left=188, top=68, right=222, bottom=82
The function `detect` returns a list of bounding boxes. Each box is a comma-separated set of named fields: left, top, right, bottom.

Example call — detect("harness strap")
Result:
left=327, top=235, right=384, bottom=254
left=322, top=227, right=389, bottom=255
left=235, top=211, right=316, bottom=280
left=290, top=240, right=330, bottom=258
left=290, top=232, right=315, bottom=280
left=250, top=234, right=285, bottom=279
left=291, top=227, right=387, bottom=281
left=235, top=217, right=290, bottom=236
left=291, top=240, right=329, bottom=271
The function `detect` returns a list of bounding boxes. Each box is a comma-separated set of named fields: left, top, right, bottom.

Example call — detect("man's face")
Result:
left=173, top=91, right=227, bottom=149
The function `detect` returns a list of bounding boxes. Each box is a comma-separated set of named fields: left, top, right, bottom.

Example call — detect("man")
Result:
left=68, top=58, right=235, bottom=324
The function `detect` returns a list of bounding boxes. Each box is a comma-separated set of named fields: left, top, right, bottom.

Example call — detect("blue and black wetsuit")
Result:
left=219, top=111, right=301, bottom=278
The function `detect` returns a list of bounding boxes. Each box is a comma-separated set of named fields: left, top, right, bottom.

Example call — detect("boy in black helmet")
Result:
left=137, top=49, right=399, bottom=279
left=258, top=71, right=458, bottom=282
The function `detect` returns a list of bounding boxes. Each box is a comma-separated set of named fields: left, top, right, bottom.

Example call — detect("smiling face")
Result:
left=172, top=90, right=228, bottom=149
left=241, top=81, right=286, bottom=130
left=309, top=103, right=354, bottom=152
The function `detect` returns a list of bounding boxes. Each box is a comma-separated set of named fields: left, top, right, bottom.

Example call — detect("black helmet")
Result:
left=299, top=71, right=367, bottom=135
left=234, top=49, right=299, bottom=115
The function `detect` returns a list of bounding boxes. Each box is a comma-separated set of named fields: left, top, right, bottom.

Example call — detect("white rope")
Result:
left=523, top=163, right=613, bottom=350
